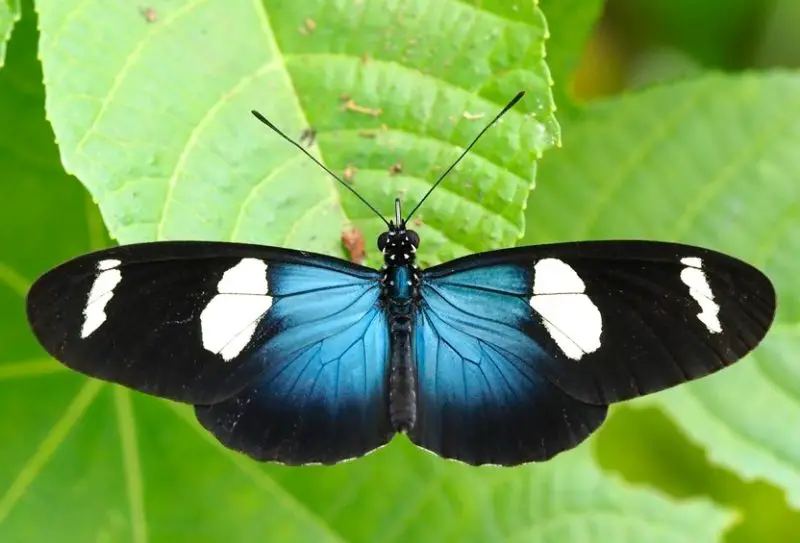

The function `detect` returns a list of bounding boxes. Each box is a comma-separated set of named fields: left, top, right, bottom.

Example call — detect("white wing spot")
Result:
left=679, top=257, right=722, bottom=334
left=98, top=259, right=121, bottom=271
left=529, top=258, right=602, bottom=360
left=200, top=258, right=273, bottom=361
left=81, top=260, right=123, bottom=338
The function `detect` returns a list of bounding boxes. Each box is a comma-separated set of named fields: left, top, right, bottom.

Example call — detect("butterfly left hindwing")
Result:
left=26, top=241, right=393, bottom=464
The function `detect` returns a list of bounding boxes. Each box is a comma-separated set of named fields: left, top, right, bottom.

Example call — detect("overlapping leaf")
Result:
left=525, top=72, right=800, bottom=507
left=0, top=0, right=20, bottom=67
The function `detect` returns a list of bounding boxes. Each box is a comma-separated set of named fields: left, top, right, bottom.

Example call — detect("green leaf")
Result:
left=37, top=0, right=558, bottom=266
left=0, top=0, right=20, bottom=68
left=2, top=5, right=736, bottom=541
left=524, top=72, right=800, bottom=506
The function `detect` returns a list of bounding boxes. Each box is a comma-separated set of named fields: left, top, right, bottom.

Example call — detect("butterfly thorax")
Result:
left=378, top=224, right=421, bottom=310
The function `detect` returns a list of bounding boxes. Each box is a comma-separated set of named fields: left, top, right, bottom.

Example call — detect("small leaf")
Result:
left=0, top=0, right=20, bottom=68
left=524, top=72, right=800, bottom=506
left=37, top=0, right=559, bottom=266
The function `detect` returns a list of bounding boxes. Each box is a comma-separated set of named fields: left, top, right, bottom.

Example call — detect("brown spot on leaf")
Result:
left=342, top=227, right=367, bottom=264
left=140, top=6, right=157, bottom=22
left=343, top=164, right=358, bottom=183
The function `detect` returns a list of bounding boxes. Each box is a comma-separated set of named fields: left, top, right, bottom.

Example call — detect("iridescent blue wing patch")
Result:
left=411, top=262, right=607, bottom=465
left=195, top=260, right=392, bottom=464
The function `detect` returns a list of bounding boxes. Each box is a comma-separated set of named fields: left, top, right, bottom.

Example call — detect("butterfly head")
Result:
left=378, top=222, right=419, bottom=266
left=378, top=199, right=419, bottom=266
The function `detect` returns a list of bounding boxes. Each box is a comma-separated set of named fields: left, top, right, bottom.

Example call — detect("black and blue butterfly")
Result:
left=25, top=93, right=776, bottom=466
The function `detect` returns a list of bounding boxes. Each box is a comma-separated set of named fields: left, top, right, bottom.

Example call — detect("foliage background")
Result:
left=0, top=0, right=798, bottom=541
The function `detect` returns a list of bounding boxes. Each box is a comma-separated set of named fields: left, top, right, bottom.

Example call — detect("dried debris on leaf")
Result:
left=342, top=99, right=383, bottom=117
left=299, top=127, right=317, bottom=147
left=463, top=111, right=485, bottom=121
left=342, top=227, right=367, bottom=264
left=139, top=6, right=157, bottom=22
left=343, top=164, right=358, bottom=183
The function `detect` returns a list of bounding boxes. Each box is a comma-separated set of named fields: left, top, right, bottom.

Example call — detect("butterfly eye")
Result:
left=377, top=232, right=390, bottom=252
left=407, top=230, right=420, bottom=248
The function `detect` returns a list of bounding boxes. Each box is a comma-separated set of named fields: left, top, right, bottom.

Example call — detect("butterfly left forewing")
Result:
left=27, top=243, right=381, bottom=400
left=27, top=241, right=393, bottom=464
left=28, top=242, right=274, bottom=404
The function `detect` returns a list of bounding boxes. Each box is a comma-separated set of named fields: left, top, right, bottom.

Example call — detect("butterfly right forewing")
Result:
left=409, top=241, right=775, bottom=465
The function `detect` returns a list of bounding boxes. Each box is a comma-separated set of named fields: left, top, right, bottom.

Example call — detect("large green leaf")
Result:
left=1, top=3, right=737, bottom=542
left=0, top=0, right=20, bottom=67
left=524, top=72, right=800, bottom=506
left=36, top=0, right=559, bottom=266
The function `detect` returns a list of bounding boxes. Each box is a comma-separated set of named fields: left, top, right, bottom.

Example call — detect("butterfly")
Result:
left=26, top=93, right=776, bottom=466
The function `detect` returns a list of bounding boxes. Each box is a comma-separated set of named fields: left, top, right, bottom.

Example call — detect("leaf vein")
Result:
left=228, top=154, right=306, bottom=241
left=155, top=59, right=282, bottom=240
left=281, top=195, right=338, bottom=246
left=166, top=402, right=347, bottom=542
left=255, top=0, right=345, bottom=226
left=115, top=388, right=147, bottom=543
left=0, top=380, right=103, bottom=524
left=670, top=110, right=800, bottom=239
left=0, top=358, right=66, bottom=381
left=0, top=262, right=30, bottom=297
left=72, top=0, right=211, bottom=156
left=575, top=83, right=717, bottom=237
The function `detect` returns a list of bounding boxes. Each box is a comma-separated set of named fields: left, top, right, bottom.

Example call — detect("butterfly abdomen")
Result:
left=383, top=261, right=420, bottom=432
left=389, top=316, right=417, bottom=432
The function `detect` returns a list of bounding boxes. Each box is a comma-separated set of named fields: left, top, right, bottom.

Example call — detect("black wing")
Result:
left=27, top=241, right=393, bottom=464
left=408, top=241, right=775, bottom=465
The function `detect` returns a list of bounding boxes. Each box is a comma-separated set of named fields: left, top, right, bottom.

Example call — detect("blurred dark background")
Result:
left=573, top=0, right=799, bottom=100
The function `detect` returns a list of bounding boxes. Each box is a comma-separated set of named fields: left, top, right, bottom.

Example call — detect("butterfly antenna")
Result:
left=250, top=110, right=391, bottom=228
left=404, top=91, right=525, bottom=222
